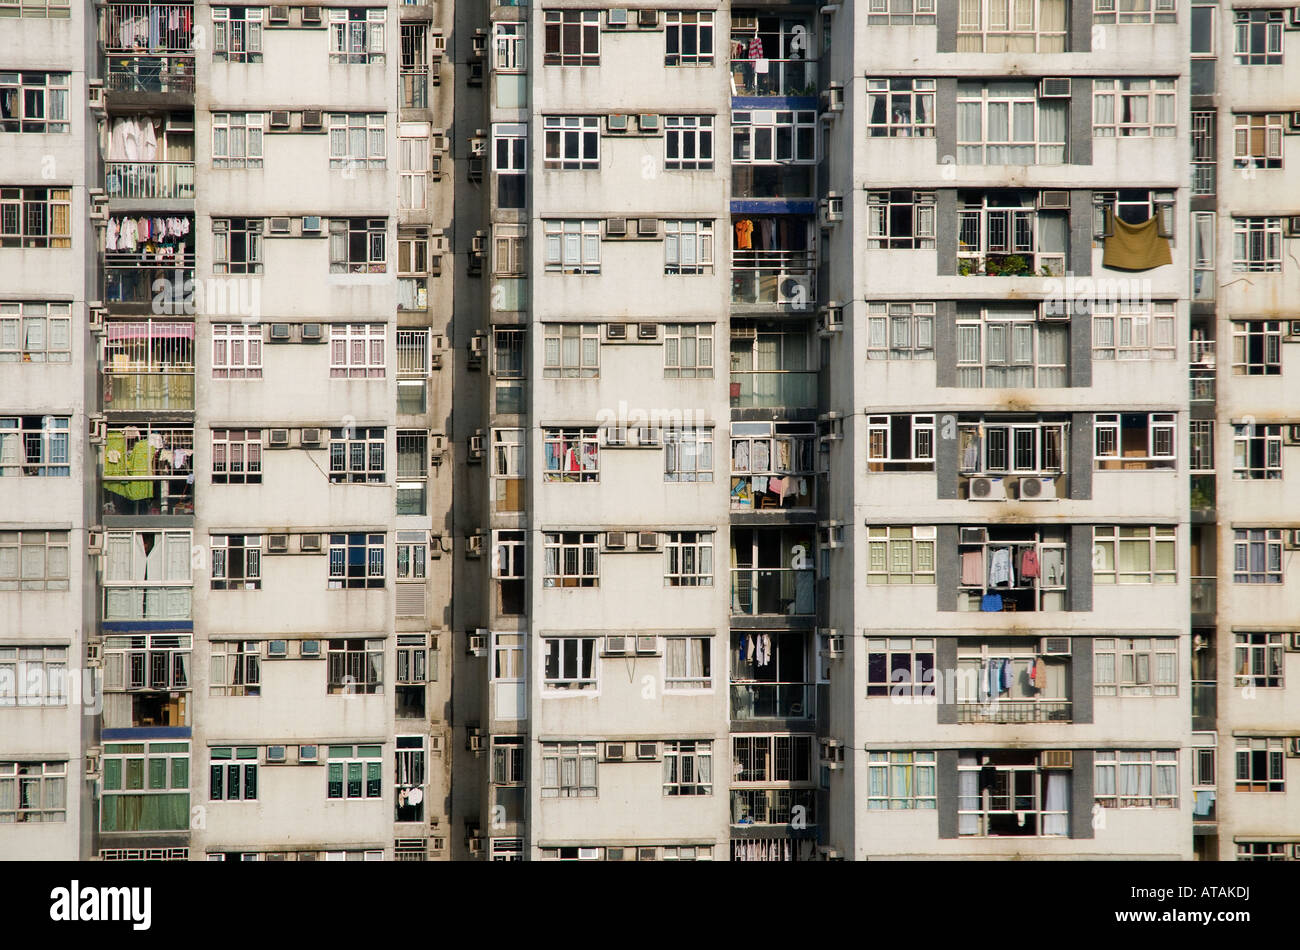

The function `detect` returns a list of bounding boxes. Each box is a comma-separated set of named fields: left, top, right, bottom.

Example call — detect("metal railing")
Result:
left=104, top=4, right=194, bottom=52
left=1190, top=339, right=1216, bottom=402
left=105, top=267, right=193, bottom=306
left=105, top=55, right=196, bottom=94
left=730, top=568, right=815, bottom=616
left=731, top=250, right=816, bottom=306
left=731, top=788, right=817, bottom=826
left=729, top=370, right=816, bottom=409
left=729, top=59, right=817, bottom=97
left=106, top=162, right=195, bottom=201
left=730, top=683, right=815, bottom=720
left=957, top=700, right=1072, bottom=724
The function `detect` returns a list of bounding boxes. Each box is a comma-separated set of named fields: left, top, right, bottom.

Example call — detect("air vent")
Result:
left=301, top=6, right=321, bottom=24
left=301, top=215, right=322, bottom=232
left=269, top=111, right=291, bottom=129
left=269, top=5, right=289, bottom=22
left=1039, top=78, right=1071, bottom=98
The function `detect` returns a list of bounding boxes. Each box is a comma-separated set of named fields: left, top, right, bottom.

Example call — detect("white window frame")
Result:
left=1092, top=525, right=1177, bottom=584
left=1094, top=0, right=1177, bottom=24
left=866, top=414, right=936, bottom=469
left=1234, top=529, right=1283, bottom=584
left=543, top=220, right=600, bottom=274
left=543, top=427, right=599, bottom=482
left=211, top=428, right=263, bottom=484
left=542, top=532, right=599, bottom=588
left=1093, top=636, right=1179, bottom=696
left=209, top=640, right=260, bottom=697
left=493, top=21, right=526, bottom=71
left=0, top=646, right=67, bottom=706
left=543, top=115, right=599, bottom=170
left=328, top=113, right=386, bottom=169
left=1234, top=632, right=1285, bottom=689
left=664, top=636, right=712, bottom=689
left=731, top=109, right=818, bottom=164
left=329, top=8, right=386, bottom=64
left=958, top=0, right=1069, bottom=53
left=1092, top=412, right=1176, bottom=468
left=1094, top=750, right=1178, bottom=808
left=212, top=113, right=265, bottom=168
left=0, top=760, right=67, bottom=822
left=956, top=305, right=1068, bottom=388
left=956, top=81, right=1066, bottom=165
left=210, top=534, right=262, bottom=590
left=1093, top=79, right=1177, bottom=137
left=866, top=78, right=936, bottom=137
left=328, top=427, right=385, bottom=483
left=866, top=302, right=935, bottom=359
left=665, top=116, right=714, bottom=170
left=664, top=531, right=713, bottom=587
left=664, top=220, right=714, bottom=275
left=0, top=530, right=69, bottom=591
left=1233, top=113, right=1284, bottom=169
left=211, top=323, right=262, bottom=379
left=867, top=0, right=937, bottom=24
left=664, top=10, right=713, bottom=65
left=663, top=426, right=714, bottom=483
left=1232, top=423, right=1283, bottom=480
left=866, top=751, right=937, bottom=809
left=1235, top=737, right=1285, bottom=792
left=866, top=526, right=936, bottom=585
left=866, top=191, right=935, bottom=248
left=212, top=217, right=264, bottom=275
left=326, top=534, right=386, bottom=589
left=662, top=740, right=712, bottom=796
left=541, top=741, right=597, bottom=798
left=1233, top=9, right=1283, bottom=65
left=663, top=323, right=714, bottom=378
left=0, top=302, right=70, bottom=363
left=330, top=323, right=386, bottom=378
left=1231, top=320, right=1283, bottom=376
left=325, top=744, right=383, bottom=799
left=1231, top=217, right=1283, bottom=273
left=542, top=637, right=598, bottom=692
left=1091, top=301, right=1176, bottom=361
left=208, top=747, right=258, bottom=802
left=213, top=7, right=264, bottom=62
left=543, top=323, right=599, bottom=378
left=0, top=71, right=69, bottom=134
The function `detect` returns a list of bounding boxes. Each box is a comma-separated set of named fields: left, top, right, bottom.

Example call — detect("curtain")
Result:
left=1043, top=773, right=1069, bottom=835
left=666, top=639, right=686, bottom=681
left=957, top=101, right=983, bottom=163
left=1038, top=101, right=1067, bottom=163
left=1037, top=325, right=1068, bottom=387
left=1155, top=761, right=1177, bottom=798
left=958, top=755, right=980, bottom=834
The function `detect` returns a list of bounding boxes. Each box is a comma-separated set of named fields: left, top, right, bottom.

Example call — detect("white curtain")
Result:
left=958, top=754, right=980, bottom=834
left=1043, top=772, right=1069, bottom=835
left=1038, top=101, right=1067, bottom=164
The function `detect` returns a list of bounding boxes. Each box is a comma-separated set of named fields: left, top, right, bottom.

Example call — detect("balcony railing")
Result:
left=104, top=4, right=194, bottom=53
left=1192, top=681, right=1216, bottom=732
left=729, top=59, right=817, bottom=98
left=1191, top=576, right=1216, bottom=617
left=731, top=788, right=817, bottom=826
left=729, top=370, right=816, bottom=409
left=106, top=162, right=195, bottom=201
left=956, top=700, right=1072, bottom=724
left=731, top=250, right=816, bottom=306
left=730, top=568, right=815, bottom=616
left=105, top=55, right=196, bottom=94
left=957, top=252, right=1066, bottom=277
left=730, top=683, right=815, bottom=720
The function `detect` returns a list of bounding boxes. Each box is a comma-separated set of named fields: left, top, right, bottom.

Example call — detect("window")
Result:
left=958, top=419, right=1066, bottom=474
left=665, top=636, right=711, bottom=689
left=543, top=323, right=598, bottom=378
left=0, top=761, right=66, bottom=822
left=664, top=220, right=714, bottom=275
left=1237, top=842, right=1292, bottom=861
left=1093, top=80, right=1177, bottom=137
left=956, top=305, right=1068, bottom=387
left=543, top=10, right=599, bottom=65
left=1233, top=423, right=1283, bottom=480
left=493, top=228, right=526, bottom=276
left=211, top=324, right=262, bottom=379
left=1091, top=301, right=1176, bottom=360
left=665, top=532, right=713, bottom=587
left=543, top=427, right=598, bottom=482
left=329, top=8, right=386, bottom=64
left=665, top=116, right=714, bottom=170
left=867, top=415, right=935, bottom=471
left=544, top=220, right=600, bottom=273
left=0, top=302, right=69, bottom=363
left=0, top=646, right=67, bottom=706
left=1094, top=0, right=1177, bottom=23
left=1093, top=637, right=1178, bottom=696
left=492, top=123, right=527, bottom=209
left=102, top=633, right=190, bottom=693
left=731, top=110, right=817, bottom=164
left=0, top=415, right=69, bottom=476
left=330, top=324, right=386, bottom=378
left=394, top=735, right=425, bottom=820
left=865, top=638, right=936, bottom=698
left=956, top=191, right=1067, bottom=276
left=1093, top=526, right=1176, bottom=584
left=866, top=78, right=935, bottom=136
left=958, top=0, right=1069, bottom=52
left=396, top=431, right=428, bottom=515
left=543, top=532, right=598, bottom=588
left=211, top=114, right=264, bottom=168
left=1094, top=189, right=1175, bottom=234
left=957, top=528, right=1068, bottom=612
left=541, top=742, right=597, bottom=797
left=867, top=0, right=936, bottom=23
left=1189, top=420, right=1214, bottom=472
left=957, top=81, right=1066, bottom=165
left=663, top=426, right=713, bottom=483
left=1193, top=210, right=1216, bottom=300
left=327, top=639, right=383, bottom=693
left=1234, top=114, right=1284, bottom=169
left=1191, top=111, right=1216, bottom=195
left=212, top=218, right=263, bottom=274
left=211, top=429, right=262, bottom=484
left=0, top=187, right=70, bottom=247
left=399, top=24, right=428, bottom=108
left=329, top=218, right=387, bottom=274
left=490, top=737, right=525, bottom=788
left=1234, top=9, right=1283, bottom=65
left=398, top=129, right=428, bottom=210
left=1093, top=413, right=1176, bottom=469
left=1233, top=217, right=1283, bottom=273
left=1094, top=751, right=1178, bottom=808
left=866, top=526, right=936, bottom=585
left=395, top=535, right=426, bottom=580
left=209, top=748, right=258, bottom=801
left=1235, top=633, right=1285, bottom=689
left=492, top=429, right=526, bottom=515
left=733, top=735, right=814, bottom=784
left=663, top=324, right=713, bottom=378
left=957, top=754, right=1069, bottom=837
left=0, top=72, right=69, bottom=133
left=1235, top=737, right=1285, bottom=792
left=210, top=535, right=261, bottom=590
left=328, top=113, right=385, bottom=169
left=213, top=7, right=264, bottom=62
left=329, top=427, right=385, bottom=483
left=866, top=302, right=935, bottom=359
left=328, top=534, right=385, bottom=589
left=494, top=22, right=526, bottom=70
left=866, top=191, right=935, bottom=248
left=543, top=638, right=597, bottom=691
left=327, top=744, right=383, bottom=798
left=493, top=530, right=526, bottom=581
left=0, top=531, right=69, bottom=591
left=1234, top=529, right=1284, bottom=584
left=543, top=115, right=599, bottom=169
left=1232, top=321, right=1283, bottom=376
left=663, top=741, right=712, bottom=796
left=100, top=742, right=189, bottom=832
left=209, top=641, right=260, bottom=697
left=665, top=11, right=713, bottom=65
left=867, top=752, right=937, bottom=808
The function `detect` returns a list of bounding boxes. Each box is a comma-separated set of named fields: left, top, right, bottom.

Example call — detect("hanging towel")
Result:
left=960, top=550, right=983, bottom=586
left=1101, top=211, right=1172, bottom=271
left=1033, top=658, right=1046, bottom=690
left=1020, top=548, right=1040, bottom=580
left=767, top=476, right=785, bottom=496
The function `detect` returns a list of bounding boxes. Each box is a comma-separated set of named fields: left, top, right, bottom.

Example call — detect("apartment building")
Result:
left=1, top=0, right=1298, bottom=864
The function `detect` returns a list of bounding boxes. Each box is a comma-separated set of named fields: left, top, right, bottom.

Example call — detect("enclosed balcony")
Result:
left=731, top=421, right=816, bottom=511
left=102, top=528, right=194, bottom=623
left=730, top=527, right=815, bottom=617
left=731, top=216, right=815, bottom=307
left=731, top=788, right=816, bottom=826
left=955, top=526, right=1068, bottom=613
left=103, top=320, right=194, bottom=411
left=103, top=3, right=195, bottom=97
left=730, top=630, right=815, bottom=720
left=729, top=12, right=817, bottom=99
left=957, top=191, right=1068, bottom=278
left=729, top=321, right=815, bottom=410
left=1189, top=338, right=1215, bottom=403
left=102, top=424, right=194, bottom=517
left=104, top=212, right=193, bottom=308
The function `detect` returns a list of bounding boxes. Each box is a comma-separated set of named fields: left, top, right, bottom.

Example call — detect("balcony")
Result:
left=1192, top=681, right=1216, bottom=732
left=731, top=788, right=817, bottom=826
left=732, top=165, right=814, bottom=201
left=105, top=162, right=195, bottom=202
left=957, top=700, right=1072, bottom=724
left=730, top=682, right=815, bottom=720
left=1189, top=339, right=1215, bottom=403
left=104, top=4, right=195, bottom=97
left=731, top=250, right=815, bottom=307
left=102, top=426, right=194, bottom=517
left=729, top=370, right=816, bottom=410
left=1190, top=576, right=1216, bottom=619
left=730, top=568, right=814, bottom=616
left=104, top=320, right=194, bottom=411
left=103, top=586, right=192, bottom=622
left=957, top=252, right=1065, bottom=278
left=1189, top=474, right=1216, bottom=515
left=729, top=59, right=817, bottom=98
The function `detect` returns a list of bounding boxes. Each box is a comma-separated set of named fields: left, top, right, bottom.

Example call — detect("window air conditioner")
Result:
left=1040, top=637, right=1071, bottom=655
left=606, top=323, right=628, bottom=340
left=300, top=534, right=322, bottom=553
left=605, top=530, right=627, bottom=549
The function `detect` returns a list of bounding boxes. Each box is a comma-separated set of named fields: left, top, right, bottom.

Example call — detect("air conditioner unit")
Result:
left=268, top=534, right=289, bottom=553
left=607, top=7, right=628, bottom=26
left=1039, top=301, right=1071, bottom=322
left=468, top=633, right=488, bottom=656
left=301, top=110, right=323, bottom=130
left=89, top=306, right=106, bottom=331
left=818, top=305, right=844, bottom=335
left=269, top=216, right=291, bottom=234
left=1291, top=6, right=1300, bottom=28
left=87, top=529, right=104, bottom=556
left=604, top=742, right=626, bottom=761
left=637, top=217, right=659, bottom=237
left=469, top=135, right=487, bottom=157
left=636, top=531, right=658, bottom=549
left=820, top=193, right=844, bottom=225
left=269, top=5, right=288, bottom=22
left=605, top=530, right=627, bottom=549
left=1285, top=529, right=1300, bottom=549
left=269, top=428, right=290, bottom=447
left=818, top=847, right=842, bottom=861
left=605, top=635, right=631, bottom=655
left=301, top=323, right=323, bottom=342
left=606, top=217, right=627, bottom=238
left=300, top=533, right=322, bottom=553
left=1288, top=112, right=1300, bottom=133
left=302, top=215, right=322, bottom=233
left=637, top=322, right=659, bottom=340
left=302, top=6, right=321, bottom=25
left=1040, top=637, right=1070, bottom=655
left=87, top=80, right=105, bottom=111
left=968, top=476, right=1007, bottom=501
left=1289, top=632, right=1300, bottom=652
left=1039, top=77, right=1071, bottom=98
left=1042, top=750, right=1073, bottom=770
left=818, top=522, right=844, bottom=548
left=89, top=415, right=106, bottom=444
left=635, top=741, right=658, bottom=759
left=266, top=745, right=287, bottom=763
left=636, top=426, right=660, bottom=447
left=467, top=157, right=485, bottom=181
left=1019, top=476, right=1058, bottom=500
left=606, top=323, right=628, bottom=341
left=269, top=111, right=290, bottom=129
left=638, top=9, right=658, bottom=27
left=470, top=29, right=487, bottom=59
left=270, top=323, right=292, bottom=342
left=89, top=190, right=107, bottom=220
left=1286, top=320, right=1300, bottom=340
left=468, top=432, right=485, bottom=461
left=824, top=635, right=845, bottom=658
left=299, top=427, right=322, bottom=447
left=1283, top=216, right=1300, bottom=238
left=266, top=639, right=288, bottom=658
left=821, top=82, right=844, bottom=115
left=468, top=332, right=486, bottom=366
left=638, top=114, right=660, bottom=133
left=960, top=527, right=989, bottom=545
left=466, top=534, right=484, bottom=558
left=298, top=745, right=319, bottom=764
left=1288, top=737, right=1300, bottom=757
left=429, top=434, right=447, bottom=464
left=1038, top=190, right=1071, bottom=210
left=607, top=114, right=629, bottom=133
left=468, top=735, right=485, bottom=754
left=778, top=277, right=810, bottom=306
left=635, top=636, right=658, bottom=655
